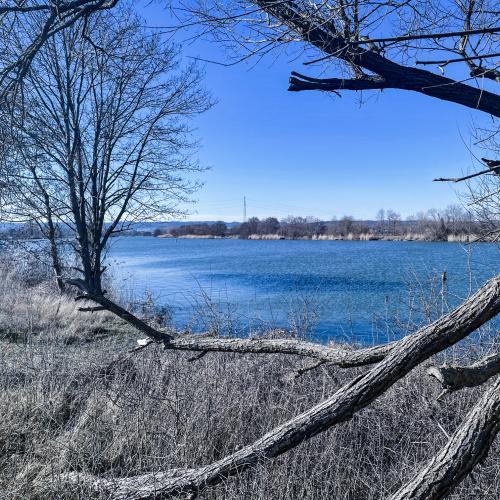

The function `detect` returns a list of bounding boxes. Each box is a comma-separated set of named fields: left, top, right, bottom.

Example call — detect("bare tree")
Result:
left=376, top=208, right=386, bottom=233
left=386, top=209, right=401, bottom=235
left=2, top=7, right=212, bottom=294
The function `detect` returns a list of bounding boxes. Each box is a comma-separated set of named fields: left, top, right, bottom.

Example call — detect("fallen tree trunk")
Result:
left=66, top=276, right=500, bottom=499
left=427, top=352, right=500, bottom=392
left=77, top=290, right=396, bottom=367
left=389, top=376, right=500, bottom=500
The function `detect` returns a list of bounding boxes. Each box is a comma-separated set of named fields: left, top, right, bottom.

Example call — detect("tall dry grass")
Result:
left=0, top=263, right=129, bottom=344
left=0, top=267, right=499, bottom=499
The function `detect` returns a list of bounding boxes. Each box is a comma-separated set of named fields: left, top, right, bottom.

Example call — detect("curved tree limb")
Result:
left=255, top=0, right=500, bottom=117
left=161, top=336, right=393, bottom=367
left=74, top=283, right=395, bottom=367
left=66, top=276, right=500, bottom=499
left=389, top=376, right=500, bottom=500
left=427, top=352, right=500, bottom=392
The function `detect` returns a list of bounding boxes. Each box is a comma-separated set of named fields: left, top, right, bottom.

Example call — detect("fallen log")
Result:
left=65, top=276, right=500, bottom=499
left=76, top=289, right=397, bottom=367
left=162, top=335, right=393, bottom=367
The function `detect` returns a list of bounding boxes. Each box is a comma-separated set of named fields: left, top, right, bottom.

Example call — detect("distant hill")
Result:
left=127, top=221, right=241, bottom=232
left=0, top=220, right=241, bottom=232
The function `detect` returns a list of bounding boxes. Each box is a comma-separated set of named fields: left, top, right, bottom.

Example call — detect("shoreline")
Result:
left=154, top=233, right=481, bottom=243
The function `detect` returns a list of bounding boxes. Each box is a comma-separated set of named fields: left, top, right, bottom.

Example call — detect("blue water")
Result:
left=108, top=238, right=499, bottom=343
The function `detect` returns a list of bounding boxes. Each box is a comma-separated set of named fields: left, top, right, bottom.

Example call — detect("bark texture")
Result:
left=390, top=376, right=500, bottom=500
left=67, top=276, right=500, bottom=499
left=163, top=336, right=393, bottom=367
left=428, top=352, right=500, bottom=391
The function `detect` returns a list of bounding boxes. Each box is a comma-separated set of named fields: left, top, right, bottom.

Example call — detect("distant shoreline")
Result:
left=154, top=233, right=481, bottom=243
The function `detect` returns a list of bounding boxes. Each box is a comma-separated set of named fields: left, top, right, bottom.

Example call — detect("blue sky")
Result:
left=139, top=3, right=489, bottom=222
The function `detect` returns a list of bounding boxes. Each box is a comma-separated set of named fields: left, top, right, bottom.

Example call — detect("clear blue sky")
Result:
left=138, top=3, right=487, bottom=222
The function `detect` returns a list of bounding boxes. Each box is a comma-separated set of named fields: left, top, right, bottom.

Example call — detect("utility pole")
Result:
left=243, top=196, right=247, bottom=222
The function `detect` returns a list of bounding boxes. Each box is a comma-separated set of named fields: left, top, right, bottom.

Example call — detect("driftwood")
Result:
left=390, top=376, right=500, bottom=499
left=428, top=353, right=500, bottom=392
left=67, top=276, right=500, bottom=499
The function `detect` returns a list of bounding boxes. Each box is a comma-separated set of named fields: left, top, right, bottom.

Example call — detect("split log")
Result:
left=390, top=376, right=500, bottom=499
left=65, top=276, right=500, bottom=499
left=427, top=352, right=500, bottom=392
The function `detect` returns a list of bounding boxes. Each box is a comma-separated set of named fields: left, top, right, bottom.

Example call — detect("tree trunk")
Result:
left=390, top=376, right=500, bottom=500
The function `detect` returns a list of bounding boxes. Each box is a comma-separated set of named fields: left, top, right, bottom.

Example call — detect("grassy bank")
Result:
left=0, top=270, right=499, bottom=499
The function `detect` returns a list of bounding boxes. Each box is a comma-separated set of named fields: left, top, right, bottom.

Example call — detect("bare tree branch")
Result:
left=427, top=353, right=500, bottom=392
left=289, top=71, right=388, bottom=92
left=253, top=0, right=500, bottom=116
left=305, top=28, right=500, bottom=66
left=416, top=53, right=500, bottom=67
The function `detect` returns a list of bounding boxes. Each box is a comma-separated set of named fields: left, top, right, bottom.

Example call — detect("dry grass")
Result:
left=0, top=270, right=499, bottom=499
left=0, top=265, right=127, bottom=344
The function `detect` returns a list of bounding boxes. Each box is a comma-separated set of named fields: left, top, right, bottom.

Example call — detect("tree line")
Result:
left=153, top=205, right=483, bottom=241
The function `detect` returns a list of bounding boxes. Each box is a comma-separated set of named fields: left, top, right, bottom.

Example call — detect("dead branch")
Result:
left=78, top=306, right=106, bottom=312
left=287, top=359, right=326, bottom=381
left=348, top=27, right=500, bottom=47
left=75, top=284, right=395, bottom=367
left=416, top=52, right=500, bottom=67
left=163, top=336, right=392, bottom=366
left=72, top=286, right=175, bottom=343
left=434, top=158, right=500, bottom=183
left=390, top=376, right=500, bottom=499
left=427, top=353, right=500, bottom=392
left=289, top=72, right=389, bottom=92
left=187, top=350, right=208, bottom=362
left=65, top=276, right=500, bottom=499
left=434, top=168, right=495, bottom=183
